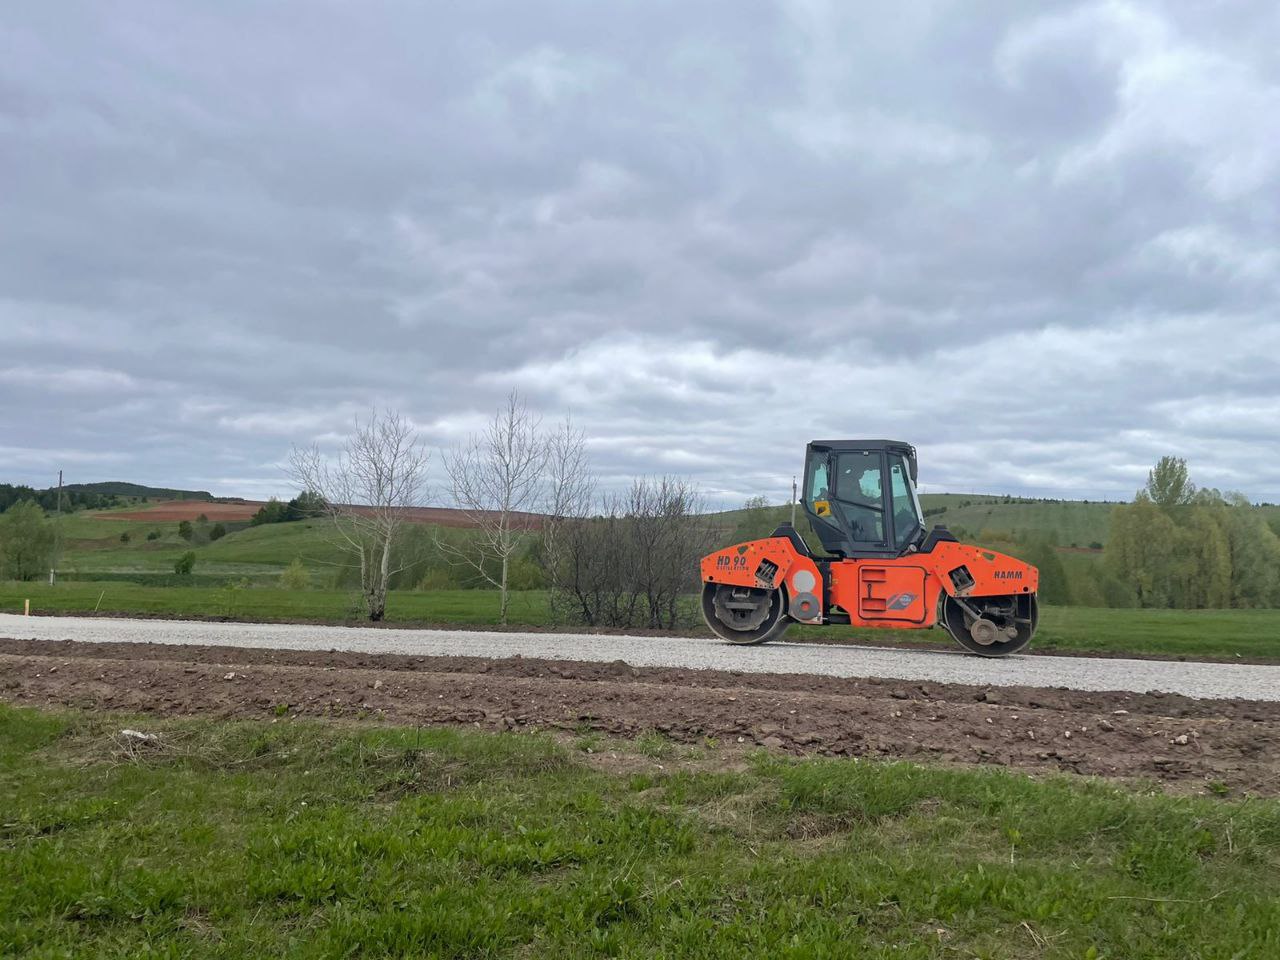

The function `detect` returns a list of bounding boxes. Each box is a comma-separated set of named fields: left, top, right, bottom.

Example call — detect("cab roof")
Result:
left=808, top=439, right=915, bottom=453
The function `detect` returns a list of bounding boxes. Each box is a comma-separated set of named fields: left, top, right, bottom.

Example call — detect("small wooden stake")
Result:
left=24, top=599, right=30, bottom=616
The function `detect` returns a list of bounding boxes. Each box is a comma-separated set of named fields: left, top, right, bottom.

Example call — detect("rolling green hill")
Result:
left=714, top=494, right=1119, bottom=549
left=53, top=510, right=474, bottom=589
left=55, top=513, right=353, bottom=583
left=915, top=494, right=1117, bottom=547
left=52, top=490, right=1126, bottom=590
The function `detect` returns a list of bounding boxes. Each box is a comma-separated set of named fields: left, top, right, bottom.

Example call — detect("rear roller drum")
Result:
left=940, top=593, right=1037, bottom=657
left=702, top=583, right=791, bottom=645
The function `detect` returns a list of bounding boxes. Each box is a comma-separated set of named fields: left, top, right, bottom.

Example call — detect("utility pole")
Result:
left=50, top=470, right=63, bottom=586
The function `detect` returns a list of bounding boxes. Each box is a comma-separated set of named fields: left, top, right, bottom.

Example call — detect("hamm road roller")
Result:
left=700, top=440, right=1039, bottom=657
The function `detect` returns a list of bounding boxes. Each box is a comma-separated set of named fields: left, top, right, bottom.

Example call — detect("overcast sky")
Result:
left=3, top=1, right=1279, bottom=506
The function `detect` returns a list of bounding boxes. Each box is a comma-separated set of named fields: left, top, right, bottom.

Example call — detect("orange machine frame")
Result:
left=700, top=535, right=1040, bottom=631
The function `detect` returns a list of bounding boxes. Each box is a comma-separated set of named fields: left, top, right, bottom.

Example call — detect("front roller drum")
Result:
left=702, top=583, right=791, bottom=645
left=940, top=593, right=1037, bottom=657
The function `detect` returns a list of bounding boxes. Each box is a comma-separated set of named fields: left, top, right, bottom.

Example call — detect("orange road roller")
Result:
left=700, top=440, right=1040, bottom=656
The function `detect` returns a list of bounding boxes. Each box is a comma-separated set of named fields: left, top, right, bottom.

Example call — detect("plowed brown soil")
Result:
left=4, top=638, right=1277, bottom=796
left=98, top=503, right=542, bottom=528
left=103, top=501, right=266, bottom=521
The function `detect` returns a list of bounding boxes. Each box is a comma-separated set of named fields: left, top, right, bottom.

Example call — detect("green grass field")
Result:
left=4, top=581, right=1280, bottom=660
left=0, top=582, right=552, bottom=627
left=55, top=512, right=350, bottom=580
left=2, top=704, right=1277, bottom=958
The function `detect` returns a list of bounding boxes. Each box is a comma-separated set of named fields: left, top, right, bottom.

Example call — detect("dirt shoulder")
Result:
left=3, top=637, right=1277, bottom=797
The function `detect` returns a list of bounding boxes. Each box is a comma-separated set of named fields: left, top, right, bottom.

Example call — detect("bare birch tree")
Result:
left=289, top=409, right=430, bottom=621
left=440, top=390, right=548, bottom=623
left=541, top=414, right=594, bottom=621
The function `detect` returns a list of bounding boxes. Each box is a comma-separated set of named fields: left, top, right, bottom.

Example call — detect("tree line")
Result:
left=945, top=456, right=1280, bottom=610
left=1104, top=456, right=1280, bottom=609
left=249, top=491, right=326, bottom=526
left=288, top=395, right=713, bottom=626
left=0, top=484, right=120, bottom=515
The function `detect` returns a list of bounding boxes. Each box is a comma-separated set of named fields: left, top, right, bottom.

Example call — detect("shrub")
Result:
left=209, top=523, right=227, bottom=542
left=279, top=558, right=309, bottom=590
left=119, top=532, right=131, bottom=543
left=174, top=551, right=197, bottom=576
left=197, top=513, right=209, bottom=524
left=178, top=520, right=194, bottom=541
left=146, top=529, right=162, bottom=541
left=508, top=556, right=546, bottom=590
left=417, top=568, right=456, bottom=591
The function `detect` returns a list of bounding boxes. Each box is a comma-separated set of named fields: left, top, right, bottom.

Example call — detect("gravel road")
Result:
left=2, top=614, right=1277, bottom=701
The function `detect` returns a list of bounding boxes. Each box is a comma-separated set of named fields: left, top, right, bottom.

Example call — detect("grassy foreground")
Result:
left=4, top=580, right=1280, bottom=660
left=1, top=705, right=1277, bottom=959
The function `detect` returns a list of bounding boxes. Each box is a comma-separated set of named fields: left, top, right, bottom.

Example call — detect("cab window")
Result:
left=889, top=455, right=922, bottom=548
left=833, top=451, right=884, bottom=543
left=834, top=452, right=881, bottom=504
left=807, top=459, right=829, bottom=502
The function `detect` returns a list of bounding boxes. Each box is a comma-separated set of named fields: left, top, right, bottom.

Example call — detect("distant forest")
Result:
left=0, top=484, right=121, bottom=515
left=0, top=481, right=216, bottom=515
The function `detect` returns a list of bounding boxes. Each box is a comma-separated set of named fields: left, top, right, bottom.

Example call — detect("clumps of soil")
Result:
left=3, top=637, right=1277, bottom=796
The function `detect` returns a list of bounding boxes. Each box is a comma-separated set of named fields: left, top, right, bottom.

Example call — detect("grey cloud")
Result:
left=1, top=0, right=1278, bottom=504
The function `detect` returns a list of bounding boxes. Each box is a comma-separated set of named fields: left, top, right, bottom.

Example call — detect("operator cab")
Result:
left=802, top=439, right=925, bottom=558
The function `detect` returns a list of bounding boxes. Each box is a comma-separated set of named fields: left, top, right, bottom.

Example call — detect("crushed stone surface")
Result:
left=2, top=613, right=1278, bottom=701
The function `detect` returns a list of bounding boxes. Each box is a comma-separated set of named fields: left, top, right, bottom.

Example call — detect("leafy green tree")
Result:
left=1018, top=537, right=1069, bottom=605
left=178, top=520, right=194, bottom=541
left=1098, top=573, right=1137, bottom=608
left=286, top=490, right=326, bottom=520
left=1221, top=494, right=1280, bottom=607
left=0, top=500, right=56, bottom=581
left=251, top=497, right=289, bottom=525
left=119, top=531, right=131, bottom=544
left=174, top=551, right=196, bottom=576
left=208, top=522, right=227, bottom=542
left=1106, top=495, right=1181, bottom=607
left=1062, top=555, right=1106, bottom=607
left=249, top=492, right=326, bottom=526
left=1175, top=507, right=1231, bottom=608
left=1146, top=456, right=1196, bottom=508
